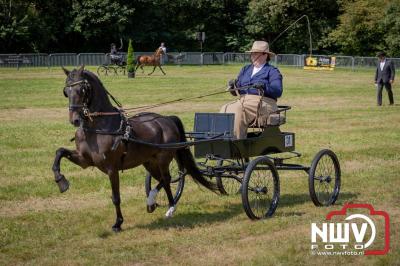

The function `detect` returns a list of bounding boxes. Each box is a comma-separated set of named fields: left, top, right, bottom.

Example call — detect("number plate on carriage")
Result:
left=285, top=134, right=293, bottom=148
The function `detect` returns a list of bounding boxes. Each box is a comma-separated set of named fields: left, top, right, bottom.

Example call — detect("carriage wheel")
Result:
left=215, top=160, right=242, bottom=195
left=107, top=66, right=117, bottom=75
left=97, top=65, right=108, bottom=76
left=308, top=149, right=341, bottom=206
left=116, top=66, right=126, bottom=76
left=145, top=157, right=185, bottom=207
left=241, top=156, right=280, bottom=220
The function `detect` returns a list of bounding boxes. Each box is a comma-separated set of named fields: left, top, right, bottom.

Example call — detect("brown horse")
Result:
left=52, top=66, right=217, bottom=231
left=135, top=47, right=166, bottom=75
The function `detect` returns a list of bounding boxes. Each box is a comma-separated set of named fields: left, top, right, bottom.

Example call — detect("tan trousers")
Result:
left=220, top=94, right=278, bottom=139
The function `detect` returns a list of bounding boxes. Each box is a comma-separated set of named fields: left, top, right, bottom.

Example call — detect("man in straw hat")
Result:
left=220, top=40, right=283, bottom=139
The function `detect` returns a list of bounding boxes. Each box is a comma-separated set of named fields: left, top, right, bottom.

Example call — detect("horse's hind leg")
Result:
left=158, top=164, right=176, bottom=218
left=158, top=65, right=166, bottom=75
left=163, top=178, right=176, bottom=218
left=108, top=170, right=124, bottom=232
left=52, top=148, right=90, bottom=193
left=148, top=66, right=156, bottom=75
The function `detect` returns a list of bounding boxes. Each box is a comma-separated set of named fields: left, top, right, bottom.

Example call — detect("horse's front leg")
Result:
left=52, top=148, right=90, bottom=193
left=148, top=66, right=156, bottom=75
left=108, top=170, right=124, bottom=232
left=158, top=65, right=166, bottom=75
left=135, top=63, right=141, bottom=73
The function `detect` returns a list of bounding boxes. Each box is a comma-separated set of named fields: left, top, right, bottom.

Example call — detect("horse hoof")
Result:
left=165, top=206, right=176, bottom=218
left=112, top=226, right=122, bottom=233
left=147, top=204, right=157, bottom=213
left=57, top=175, right=70, bottom=193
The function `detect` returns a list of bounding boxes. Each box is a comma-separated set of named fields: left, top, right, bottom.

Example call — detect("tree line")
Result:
left=1, top=0, right=399, bottom=56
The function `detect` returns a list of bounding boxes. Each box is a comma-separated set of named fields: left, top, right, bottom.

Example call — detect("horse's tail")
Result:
left=168, top=115, right=219, bottom=193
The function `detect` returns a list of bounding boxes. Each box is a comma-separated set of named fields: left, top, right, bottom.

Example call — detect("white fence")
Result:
left=1, top=52, right=399, bottom=70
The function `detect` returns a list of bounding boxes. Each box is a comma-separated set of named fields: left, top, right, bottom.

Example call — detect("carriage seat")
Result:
left=189, top=113, right=234, bottom=139
left=248, top=113, right=286, bottom=128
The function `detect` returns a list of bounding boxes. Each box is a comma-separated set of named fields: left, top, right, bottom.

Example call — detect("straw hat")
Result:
left=247, top=41, right=275, bottom=56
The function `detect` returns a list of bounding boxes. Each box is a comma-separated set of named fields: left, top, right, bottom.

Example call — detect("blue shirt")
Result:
left=236, top=63, right=283, bottom=100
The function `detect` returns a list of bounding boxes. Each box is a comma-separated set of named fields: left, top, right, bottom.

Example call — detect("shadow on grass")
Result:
left=273, top=192, right=359, bottom=219
left=133, top=203, right=243, bottom=230
left=278, top=191, right=358, bottom=210
left=119, top=192, right=358, bottom=232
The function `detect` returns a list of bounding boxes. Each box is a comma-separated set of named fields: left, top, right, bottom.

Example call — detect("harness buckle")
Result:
left=123, top=125, right=131, bottom=141
left=82, top=107, right=93, bottom=121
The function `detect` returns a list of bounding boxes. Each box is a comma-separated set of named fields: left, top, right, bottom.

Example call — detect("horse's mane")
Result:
left=83, top=70, right=105, bottom=91
left=82, top=70, right=113, bottom=109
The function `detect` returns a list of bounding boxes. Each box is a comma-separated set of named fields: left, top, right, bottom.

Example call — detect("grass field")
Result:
left=0, top=65, right=399, bottom=265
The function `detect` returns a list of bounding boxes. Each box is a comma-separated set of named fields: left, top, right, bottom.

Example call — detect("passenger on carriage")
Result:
left=220, top=40, right=283, bottom=139
left=110, top=43, right=122, bottom=65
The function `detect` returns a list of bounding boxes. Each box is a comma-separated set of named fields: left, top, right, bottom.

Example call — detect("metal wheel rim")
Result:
left=247, top=163, right=277, bottom=218
left=312, top=154, right=339, bottom=205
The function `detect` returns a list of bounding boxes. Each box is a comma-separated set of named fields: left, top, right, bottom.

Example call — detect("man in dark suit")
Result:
left=375, top=51, right=395, bottom=106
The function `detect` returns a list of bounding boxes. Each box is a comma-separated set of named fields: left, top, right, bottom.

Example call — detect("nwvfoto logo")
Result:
left=310, top=203, right=390, bottom=255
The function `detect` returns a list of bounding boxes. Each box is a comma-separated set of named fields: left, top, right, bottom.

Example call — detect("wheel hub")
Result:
left=255, top=186, right=268, bottom=194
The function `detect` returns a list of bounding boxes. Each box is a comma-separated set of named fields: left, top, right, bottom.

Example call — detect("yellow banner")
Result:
left=304, top=56, right=336, bottom=70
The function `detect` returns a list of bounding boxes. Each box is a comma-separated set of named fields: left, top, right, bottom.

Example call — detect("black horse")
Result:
left=52, top=66, right=217, bottom=231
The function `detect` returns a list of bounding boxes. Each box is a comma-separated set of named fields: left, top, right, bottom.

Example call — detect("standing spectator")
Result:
left=375, top=51, right=395, bottom=106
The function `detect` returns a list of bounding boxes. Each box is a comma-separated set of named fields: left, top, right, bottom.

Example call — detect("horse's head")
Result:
left=62, top=65, right=93, bottom=127
left=155, top=47, right=165, bottom=56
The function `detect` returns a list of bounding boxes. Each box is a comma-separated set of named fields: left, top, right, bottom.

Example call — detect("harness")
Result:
left=63, top=78, right=266, bottom=150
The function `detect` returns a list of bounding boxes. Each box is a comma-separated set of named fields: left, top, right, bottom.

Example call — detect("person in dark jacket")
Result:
left=110, top=42, right=124, bottom=65
left=220, top=40, right=283, bottom=139
left=375, top=51, right=395, bottom=106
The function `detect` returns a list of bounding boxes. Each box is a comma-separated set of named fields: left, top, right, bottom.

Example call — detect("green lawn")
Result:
left=0, top=65, right=399, bottom=265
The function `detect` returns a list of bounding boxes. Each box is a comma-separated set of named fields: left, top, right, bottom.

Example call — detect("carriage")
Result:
left=56, top=67, right=341, bottom=231
left=145, top=105, right=341, bottom=219
left=97, top=53, right=127, bottom=76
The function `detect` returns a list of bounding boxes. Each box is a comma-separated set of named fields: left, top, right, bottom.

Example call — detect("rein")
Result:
left=122, top=88, right=227, bottom=113
left=66, top=77, right=270, bottom=150
left=66, top=78, right=260, bottom=120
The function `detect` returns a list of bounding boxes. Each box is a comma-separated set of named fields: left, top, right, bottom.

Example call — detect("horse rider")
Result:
left=159, top=42, right=167, bottom=64
left=220, top=40, right=283, bottom=139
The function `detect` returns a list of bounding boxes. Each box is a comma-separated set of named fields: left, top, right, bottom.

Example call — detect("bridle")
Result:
left=64, top=78, right=124, bottom=121
left=64, top=79, right=92, bottom=116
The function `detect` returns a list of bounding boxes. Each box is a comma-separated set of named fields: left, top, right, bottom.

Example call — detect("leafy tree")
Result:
left=326, top=0, right=391, bottom=56
left=68, top=0, right=134, bottom=51
left=123, top=0, right=250, bottom=52
left=382, top=0, right=400, bottom=57
left=0, top=1, right=31, bottom=52
left=244, top=0, right=340, bottom=54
